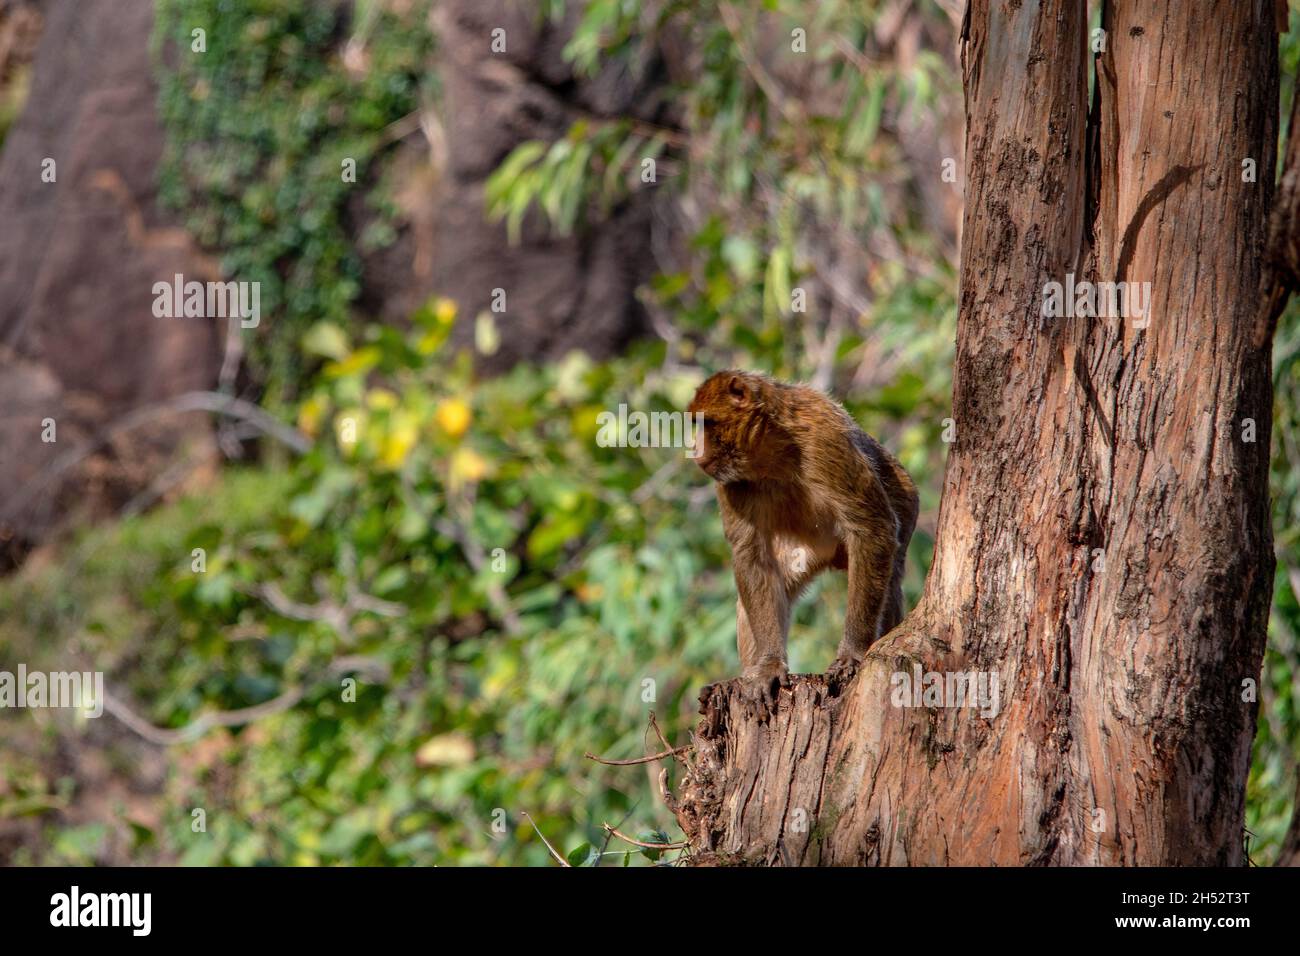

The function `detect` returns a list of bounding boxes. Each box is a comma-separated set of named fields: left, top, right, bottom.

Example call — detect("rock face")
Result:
left=0, top=0, right=220, bottom=566
left=362, top=0, right=675, bottom=371
left=0, top=0, right=678, bottom=562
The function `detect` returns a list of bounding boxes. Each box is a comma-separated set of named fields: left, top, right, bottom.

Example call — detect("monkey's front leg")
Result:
left=733, top=548, right=790, bottom=711
left=828, top=530, right=896, bottom=682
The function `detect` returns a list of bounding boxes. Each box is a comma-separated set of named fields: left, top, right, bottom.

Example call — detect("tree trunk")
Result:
left=671, top=0, right=1291, bottom=866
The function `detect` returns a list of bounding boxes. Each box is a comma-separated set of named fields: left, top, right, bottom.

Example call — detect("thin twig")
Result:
left=600, top=824, right=687, bottom=851
left=103, top=687, right=304, bottom=746
left=718, top=1, right=801, bottom=124
left=1, top=391, right=311, bottom=524
left=647, top=711, right=670, bottom=750
left=434, top=514, right=522, bottom=634
left=631, top=457, right=683, bottom=504
left=657, top=767, right=678, bottom=813
left=250, top=579, right=404, bottom=627
left=579, top=111, right=689, bottom=150
left=647, top=712, right=683, bottom=811
left=584, top=746, right=689, bottom=766
left=217, top=312, right=244, bottom=396
left=255, top=582, right=350, bottom=622
left=521, top=812, right=571, bottom=867
left=376, top=108, right=425, bottom=148
left=240, top=546, right=405, bottom=645
left=598, top=801, right=643, bottom=864
left=102, top=655, right=388, bottom=747
left=833, top=34, right=885, bottom=75
left=120, top=449, right=214, bottom=518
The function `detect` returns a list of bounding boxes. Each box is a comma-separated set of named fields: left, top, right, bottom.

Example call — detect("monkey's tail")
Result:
left=882, top=464, right=919, bottom=635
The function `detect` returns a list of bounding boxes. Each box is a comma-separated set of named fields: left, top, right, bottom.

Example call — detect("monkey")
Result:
left=688, top=370, right=918, bottom=709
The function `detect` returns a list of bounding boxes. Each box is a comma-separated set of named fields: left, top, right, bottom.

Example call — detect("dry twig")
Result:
left=521, top=812, right=571, bottom=867
left=103, top=655, right=388, bottom=746
left=600, top=824, right=686, bottom=851
left=584, top=746, right=689, bottom=766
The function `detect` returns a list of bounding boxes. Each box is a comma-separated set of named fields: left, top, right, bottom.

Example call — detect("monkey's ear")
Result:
left=726, top=374, right=752, bottom=406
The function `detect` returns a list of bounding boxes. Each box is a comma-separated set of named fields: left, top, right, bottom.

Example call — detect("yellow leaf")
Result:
left=325, top=345, right=382, bottom=379
left=415, top=733, right=475, bottom=767
left=435, top=398, right=472, bottom=439
left=302, top=321, right=351, bottom=361
left=450, top=447, right=490, bottom=485
left=379, top=411, right=420, bottom=469
left=297, top=394, right=327, bottom=438
left=475, top=311, right=500, bottom=356
left=416, top=328, right=446, bottom=356
left=434, top=296, right=458, bottom=326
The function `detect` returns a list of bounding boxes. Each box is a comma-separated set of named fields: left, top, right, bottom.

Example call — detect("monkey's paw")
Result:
left=738, top=663, right=788, bottom=716
left=824, top=654, right=861, bottom=689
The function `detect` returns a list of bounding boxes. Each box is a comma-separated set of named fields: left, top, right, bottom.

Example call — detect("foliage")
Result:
left=1252, top=290, right=1300, bottom=862
left=1245, top=5, right=1300, bottom=866
left=0, top=59, right=29, bottom=151
left=152, top=0, right=435, bottom=402
left=488, top=0, right=958, bottom=385
left=0, top=305, right=937, bottom=865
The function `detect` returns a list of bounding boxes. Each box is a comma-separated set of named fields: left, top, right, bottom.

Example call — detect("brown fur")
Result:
left=688, top=370, right=918, bottom=701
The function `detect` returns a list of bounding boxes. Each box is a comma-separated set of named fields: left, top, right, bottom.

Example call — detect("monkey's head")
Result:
left=688, top=370, right=786, bottom=483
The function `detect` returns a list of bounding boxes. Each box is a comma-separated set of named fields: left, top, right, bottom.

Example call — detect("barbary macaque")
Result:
left=689, top=370, right=918, bottom=708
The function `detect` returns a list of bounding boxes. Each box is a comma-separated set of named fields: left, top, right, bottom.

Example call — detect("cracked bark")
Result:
left=671, top=0, right=1293, bottom=866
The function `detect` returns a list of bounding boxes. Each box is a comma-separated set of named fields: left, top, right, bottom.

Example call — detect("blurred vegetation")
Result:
left=1, top=0, right=1298, bottom=866
left=488, top=0, right=957, bottom=386
left=152, top=0, right=435, bottom=402
left=0, top=64, right=27, bottom=151
left=1245, top=5, right=1300, bottom=866
left=0, top=307, right=936, bottom=866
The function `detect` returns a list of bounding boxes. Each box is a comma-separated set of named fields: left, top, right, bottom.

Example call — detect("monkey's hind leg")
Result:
left=828, top=530, right=895, bottom=683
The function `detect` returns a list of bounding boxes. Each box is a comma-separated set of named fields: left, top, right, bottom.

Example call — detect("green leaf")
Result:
left=566, top=842, right=595, bottom=866
left=302, top=321, right=351, bottom=361
left=484, top=141, right=547, bottom=209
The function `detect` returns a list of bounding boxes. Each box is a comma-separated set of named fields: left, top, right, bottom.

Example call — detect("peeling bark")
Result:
left=673, top=0, right=1288, bottom=866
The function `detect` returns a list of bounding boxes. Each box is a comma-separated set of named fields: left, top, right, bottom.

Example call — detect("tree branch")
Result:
left=102, top=655, right=388, bottom=747
left=1, top=391, right=311, bottom=525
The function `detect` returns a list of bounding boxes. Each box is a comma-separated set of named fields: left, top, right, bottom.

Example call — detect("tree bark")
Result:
left=672, top=0, right=1289, bottom=866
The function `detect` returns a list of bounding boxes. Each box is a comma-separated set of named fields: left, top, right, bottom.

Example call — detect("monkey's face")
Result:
left=688, top=371, right=763, bottom=483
